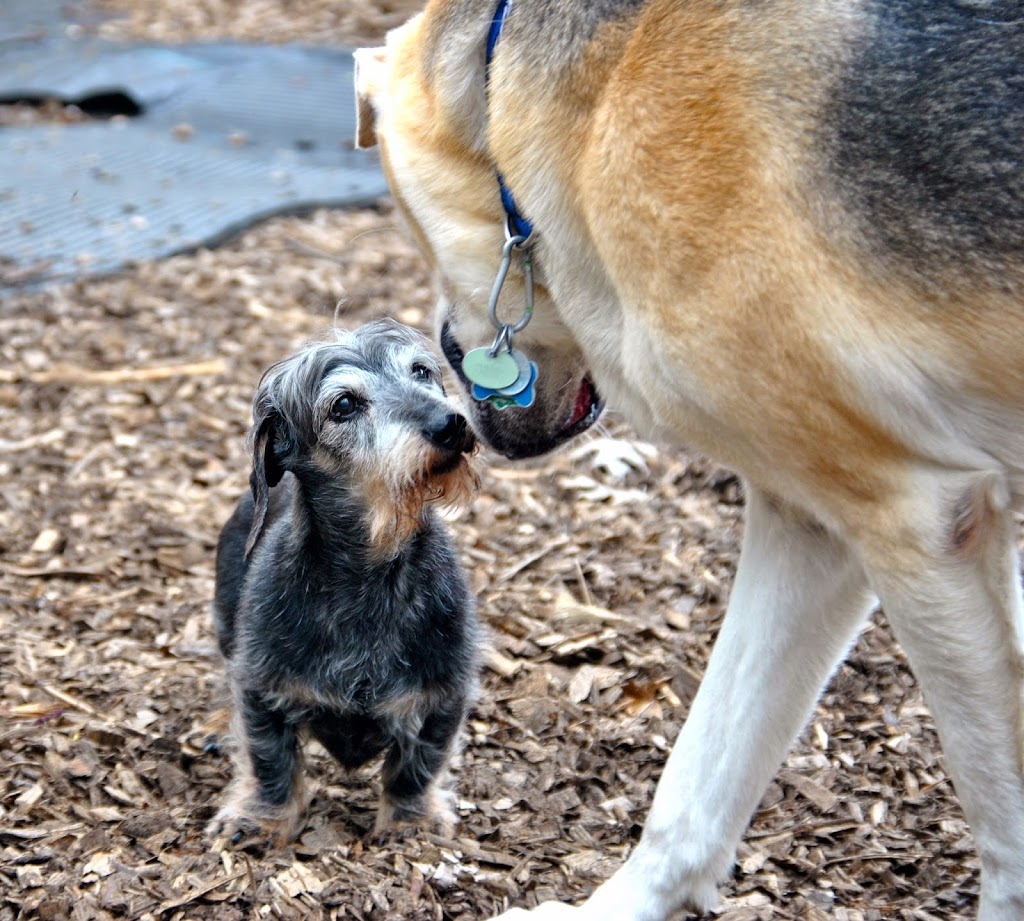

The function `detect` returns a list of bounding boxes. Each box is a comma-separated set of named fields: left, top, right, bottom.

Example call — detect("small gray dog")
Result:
left=208, top=320, right=481, bottom=845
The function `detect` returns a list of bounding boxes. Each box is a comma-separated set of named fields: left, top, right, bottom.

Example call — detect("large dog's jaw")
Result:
left=354, top=20, right=604, bottom=460
left=439, top=317, right=603, bottom=459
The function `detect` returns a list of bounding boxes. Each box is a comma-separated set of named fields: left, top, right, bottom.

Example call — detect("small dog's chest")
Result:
left=238, top=624, right=456, bottom=719
left=233, top=525, right=473, bottom=715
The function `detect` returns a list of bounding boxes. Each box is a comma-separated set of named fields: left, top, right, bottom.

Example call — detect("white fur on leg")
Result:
left=494, top=488, right=876, bottom=920
left=863, top=471, right=1024, bottom=921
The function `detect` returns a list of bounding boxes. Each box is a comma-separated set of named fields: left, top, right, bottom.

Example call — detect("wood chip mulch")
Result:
left=0, top=2, right=991, bottom=920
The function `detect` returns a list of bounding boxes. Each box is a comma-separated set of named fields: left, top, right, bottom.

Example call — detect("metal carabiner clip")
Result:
left=485, top=219, right=535, bottom=355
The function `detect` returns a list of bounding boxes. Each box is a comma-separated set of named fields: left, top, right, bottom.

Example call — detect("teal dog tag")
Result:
left=463, top=347, right=519, bottom=389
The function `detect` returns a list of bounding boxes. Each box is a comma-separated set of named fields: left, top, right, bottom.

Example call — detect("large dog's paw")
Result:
left=493, top=906, right=579, bottom=920
left=491, top=865, right=713, bottom=921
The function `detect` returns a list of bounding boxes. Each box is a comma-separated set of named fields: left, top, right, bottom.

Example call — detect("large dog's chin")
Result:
left=440, top=320, right=605, bottom=459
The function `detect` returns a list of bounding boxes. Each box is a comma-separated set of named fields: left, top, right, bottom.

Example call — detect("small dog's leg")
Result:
left=495, top=487, right=875, bottom=920
left=864, top=472, right=1024, bottom=921
left=208, top=690, right=305, bottom=846
left=375, top=697, right=467, bottom=838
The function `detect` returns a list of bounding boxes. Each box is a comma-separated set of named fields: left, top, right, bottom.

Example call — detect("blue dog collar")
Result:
left=485, top=0, right=512, bottom=64
left=459, top=0, right=539, bottom=411
left=485, top=0, right=534, bottom=240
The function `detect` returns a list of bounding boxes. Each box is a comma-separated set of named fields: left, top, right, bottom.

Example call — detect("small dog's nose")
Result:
left=424, top=413, right=474, bottom=453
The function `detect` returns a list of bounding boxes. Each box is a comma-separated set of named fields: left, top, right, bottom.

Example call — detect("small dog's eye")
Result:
left=412, top=363, right=434, bottom=382
left=329, top=394, right=360, bottom=420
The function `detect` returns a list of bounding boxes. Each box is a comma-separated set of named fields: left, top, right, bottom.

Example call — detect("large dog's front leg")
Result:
left=863, top=473, right=1024, bottom=921
left=496, top=487, right=875, bottom=921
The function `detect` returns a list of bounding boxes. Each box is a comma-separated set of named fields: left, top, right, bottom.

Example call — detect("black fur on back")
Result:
left=823, top=1, right=1024, bottom=284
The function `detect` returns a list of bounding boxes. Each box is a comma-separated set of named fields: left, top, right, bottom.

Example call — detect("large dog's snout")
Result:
left=423, top=412, right=475, bottom=454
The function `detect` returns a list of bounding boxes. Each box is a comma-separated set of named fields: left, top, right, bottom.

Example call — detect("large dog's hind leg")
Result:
left=863, top=472, right=1024, bottom=921
left=496, top=486, right=875, bottom=921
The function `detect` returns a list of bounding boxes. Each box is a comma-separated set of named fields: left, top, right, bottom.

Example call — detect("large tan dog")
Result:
left=354, top=2, right=1024, bottom=919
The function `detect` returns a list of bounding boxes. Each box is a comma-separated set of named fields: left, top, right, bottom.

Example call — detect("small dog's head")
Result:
left=245, top=320, right=478, bottom=558
left=353, top=15, right=604, bottom=460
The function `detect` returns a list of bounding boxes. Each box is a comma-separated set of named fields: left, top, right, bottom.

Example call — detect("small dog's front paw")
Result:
left=207, top=777, right=306, bottom=849
left=207, top=815, right=250, bottom=844
left=372, top=785, right=456, bottom=842
left=207, top=810, right=267, bottom=848
left=206, top=806, right=293, bottom=851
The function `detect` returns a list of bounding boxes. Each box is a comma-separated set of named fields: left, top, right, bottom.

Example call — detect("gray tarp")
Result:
left=0, top=1, right=386, bottom=290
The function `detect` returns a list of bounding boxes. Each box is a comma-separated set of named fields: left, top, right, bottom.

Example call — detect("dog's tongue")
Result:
left=566, top=378, right=594, bottom=428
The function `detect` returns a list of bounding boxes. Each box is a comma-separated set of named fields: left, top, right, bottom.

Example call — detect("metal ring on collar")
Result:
left=486, top=323, right=515, bottom=358
left=504, top=213, right=533, bottom=249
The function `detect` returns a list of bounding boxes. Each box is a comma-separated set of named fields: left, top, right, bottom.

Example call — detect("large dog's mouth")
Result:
left=440, top=320, right=604, bottom=458
left=565, top=375, right=602, bottom=433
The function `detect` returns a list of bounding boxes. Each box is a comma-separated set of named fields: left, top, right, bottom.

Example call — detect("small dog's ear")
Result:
left=353, top=46, right=387, bottom=149
left=245, top=410, right=289, bottom=558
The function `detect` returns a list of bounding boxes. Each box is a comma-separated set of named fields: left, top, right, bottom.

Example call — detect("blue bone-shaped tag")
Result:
left=471, top=360, right=537, bottom=409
